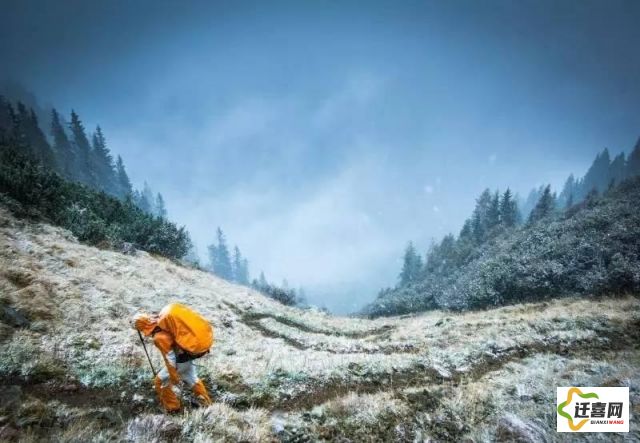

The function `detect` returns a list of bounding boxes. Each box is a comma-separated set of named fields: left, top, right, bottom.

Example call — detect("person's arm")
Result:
left=153, top=331, right=180, bottom=383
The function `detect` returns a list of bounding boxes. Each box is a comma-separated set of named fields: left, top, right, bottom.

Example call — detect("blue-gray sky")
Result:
left=2, top=0, right=639, bottom=312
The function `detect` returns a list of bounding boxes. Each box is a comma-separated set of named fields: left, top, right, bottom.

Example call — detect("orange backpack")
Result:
left=157, top=303, right=214, bottom=355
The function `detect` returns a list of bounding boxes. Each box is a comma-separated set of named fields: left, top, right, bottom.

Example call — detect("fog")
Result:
left=2, top=0, right=639, bottom=312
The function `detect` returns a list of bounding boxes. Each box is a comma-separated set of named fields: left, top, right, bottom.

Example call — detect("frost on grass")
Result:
left=1, top=207, right=639, bottom=442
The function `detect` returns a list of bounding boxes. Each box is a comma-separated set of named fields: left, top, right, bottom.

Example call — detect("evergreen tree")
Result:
left=115, top=155, right=132, bottom=197
left=14, top=102, right=34, bottom=155
left=626, top=137, right=640, bottom=179
left=609, top=153, right=626, bottom=186
left=15, top=105, right=56, bottom=168
left=241, top=258, right=250, bottom=285
left=297, top=287, right=308, bottom=307
left=459, top=219, right=473, bottom=240
left=0, top=96, right=14, bottom=141
left=208, top=228, right=233, bottom=280
left=258, top=271, right=268, bottom=288
left=521, top=185, right=544, bottom=219
left=155, top=193, right=167, bottom=218
left=528, top=185, right=556, bottom=224
left=486, top=190, right=501, bottom=230
left=580, top=149, right=611, bottom=198
left=69, top=110, right=95, bottom=186
left=183, top=244, right=200, bottom=267
left=499, top=188, right=519, bottom=228
left=565, top=192, right=574, bottom=209
left=399, top=242, right=423, bottom=286
left=51, top=109, right=75, bottom=179
left=91, top=126, right=117, bottom=195
left=471, top=189, right=493, bottom=243
left=232, top=246, right=249, bottom=284
left=558, top=174, right=576, bottom=208
left=135, top=182, right=154, bottom=214
left=424, top=234, right=456, bottom=276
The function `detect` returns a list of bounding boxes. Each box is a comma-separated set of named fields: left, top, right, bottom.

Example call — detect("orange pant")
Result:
left=154, top=354, right=212, bottom=412
left=154, top=376, right=211, bottom=412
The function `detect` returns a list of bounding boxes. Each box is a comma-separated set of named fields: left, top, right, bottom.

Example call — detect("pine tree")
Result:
left=135, top=182, right=154, bottom=214
left=0, top=96, right=14, bottom=141
left=471, top=189, right=493, bottom=243
left=565, top=192, right=574, bottom=209
left=499, top=188, right=519, bottom=228
left=528, top=185, right=556, bottom=224
left=258, top=271, right=268, bottom=288
left=208, top=228, right=233, bottom=280
left=558, top=174, right=576, bottom=208
left=69, top=110, right=95, bottom=186
left=91, top=126, right=117, bottom=195
left=459, top=219, right=472, bottom=240
left=11, top=103, right=56, bottom=168
left=626, top=137, right=640, bottom=179
left=241, top=258, right=249, bottom=285
left=521, top=185, right=544, bottom=219
left=232, top=246, right=250, bottom=284
left=297, top=287, right=308, bottom=307
left=27, top=108, right=56, bottom=168
left=51, top=109, right=75, bottom=179
left=580, top=149, right=611, bottom=198
left=609, top=153, right=626, bottom=186
left=115, top=155, right=133, bottom=197
left=14, top=102, right=35, bottom=156
left=399, top=242, right=423, bottom=286
left=155, top=193, right=167, bottom=218
left=486, top=191, right=501, bottom=230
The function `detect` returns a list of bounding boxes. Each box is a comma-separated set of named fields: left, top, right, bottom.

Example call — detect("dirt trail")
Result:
left=223, top=301, right=407, bottom=354
left=269, top=318, right=640, bottom=412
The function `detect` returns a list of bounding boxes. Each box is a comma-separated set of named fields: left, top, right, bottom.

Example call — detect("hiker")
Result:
left=133, top=303, right=213, bottom=412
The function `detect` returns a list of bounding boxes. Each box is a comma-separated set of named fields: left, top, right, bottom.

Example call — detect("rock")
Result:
left=120, top=242, right=137, bottom=256
left=132, top=393, right=145, bottom=403
left=0, top=386, right=22, bottom=413
left=495, top=414, right=548, bottom=443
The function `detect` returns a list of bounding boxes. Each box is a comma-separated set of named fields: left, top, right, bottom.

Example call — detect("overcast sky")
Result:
left=2, top=0, right=639, bottom=312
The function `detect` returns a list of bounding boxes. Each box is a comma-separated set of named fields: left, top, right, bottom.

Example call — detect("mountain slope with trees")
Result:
left=1, top=95, right=303, bottom=305
left=366, top=139, right=640, bottom=317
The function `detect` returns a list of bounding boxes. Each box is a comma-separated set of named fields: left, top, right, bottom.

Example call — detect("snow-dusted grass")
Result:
left=1, top=207, right=639, bottom=441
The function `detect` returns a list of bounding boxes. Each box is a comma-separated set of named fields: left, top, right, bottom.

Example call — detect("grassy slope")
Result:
left=0, top=206, right=638, bottom=442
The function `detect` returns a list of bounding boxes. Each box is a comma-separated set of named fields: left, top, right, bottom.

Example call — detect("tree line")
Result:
left=0, top=96, right=170, bottom=219
left=206, top=227, right=303, bottom=306
left=0, top=94, right=306, bottom=306
left=520, top=142, right=640, bottom=218
left=371, top=137, right=640, bottom=316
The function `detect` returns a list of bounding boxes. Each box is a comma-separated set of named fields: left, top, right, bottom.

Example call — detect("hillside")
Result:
left=366, top=177, right=640, bottom=317
left=0, top=206, right=638, bottom=442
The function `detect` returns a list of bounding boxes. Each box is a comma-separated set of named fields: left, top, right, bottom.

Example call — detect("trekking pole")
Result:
left=137, top=330, right=157, bottom=377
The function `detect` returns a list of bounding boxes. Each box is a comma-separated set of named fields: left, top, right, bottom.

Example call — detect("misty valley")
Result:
left=1, top=1, right=639, bottom=442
